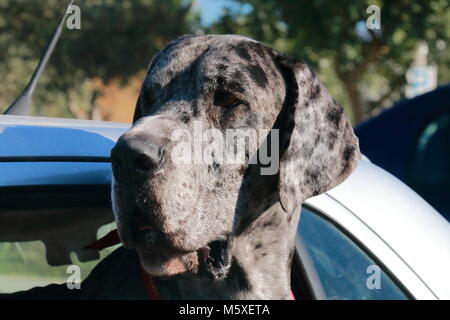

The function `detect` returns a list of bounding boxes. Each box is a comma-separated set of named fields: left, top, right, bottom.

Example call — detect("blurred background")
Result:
left=0, top=0, right=449, bottom=124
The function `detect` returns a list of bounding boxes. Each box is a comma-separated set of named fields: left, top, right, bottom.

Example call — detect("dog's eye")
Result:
left=214, top=90, right=243, bottom=109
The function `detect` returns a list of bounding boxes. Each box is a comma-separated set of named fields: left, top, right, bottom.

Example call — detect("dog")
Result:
left=1, top=34, right=360, bottom=300
left=109, top=34, right=361, bottom=299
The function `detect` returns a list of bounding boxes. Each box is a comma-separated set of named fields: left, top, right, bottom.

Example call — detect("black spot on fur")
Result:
left=327, top=105, right=344, bottom=128
left=212, top=161, right=221, bottom=171
left=308, top=84, right=321, bottom=101
left=235, top=42, right=252, bottom=60
left=263, top=221, right=273, bottom=228
left=339, top=144, right=356, bottom=176
left=343, top=144, right=355, bottom=162
left=245, top=64, right=268, bottom=88
left=180, top=112, right=190, bottom=123
left=252, top=42, right=267, bottom=60
left=305, top=168, right=320, bottom=186
left=217, top=64, right=228, bottom=72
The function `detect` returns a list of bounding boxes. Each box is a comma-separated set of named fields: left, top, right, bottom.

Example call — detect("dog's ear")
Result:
left=275, top=55, right=361, bottom=213
left=132, top=94, right=143, bottom=123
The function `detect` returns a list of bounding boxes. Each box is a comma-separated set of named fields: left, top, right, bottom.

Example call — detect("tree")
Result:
left=210, top=0, right=450, bottom=123
left=0, top=0, right=198, bottom=118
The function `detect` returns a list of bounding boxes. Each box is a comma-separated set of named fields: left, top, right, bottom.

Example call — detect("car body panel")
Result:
left=0, top=115, right=129, bottom=159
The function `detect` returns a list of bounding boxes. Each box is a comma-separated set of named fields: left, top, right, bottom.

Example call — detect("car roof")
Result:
left=0, top=115, right=130, bottom=159
left=319, top=159, right=450, bottom=298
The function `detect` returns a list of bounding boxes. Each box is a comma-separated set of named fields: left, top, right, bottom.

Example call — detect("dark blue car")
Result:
left=355, top=84, right=450, bottom=221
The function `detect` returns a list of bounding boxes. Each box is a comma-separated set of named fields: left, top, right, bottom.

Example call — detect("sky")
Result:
left=196, top=0, right=230, bottom=26
left=195, top=0, right=251, bottom=26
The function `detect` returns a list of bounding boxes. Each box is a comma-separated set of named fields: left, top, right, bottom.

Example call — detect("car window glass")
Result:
left=0, top=223, right=118, bottom=294
left=410, top=111, right=450, bottom=188
left=298, top=206, right=409, bottom=300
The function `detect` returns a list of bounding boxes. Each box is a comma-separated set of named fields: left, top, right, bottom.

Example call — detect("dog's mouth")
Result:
left=127, top=207, right=231, bottom=279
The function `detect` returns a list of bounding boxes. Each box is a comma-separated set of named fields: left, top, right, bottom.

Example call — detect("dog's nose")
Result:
left=111, top=136, right=165, bottom=179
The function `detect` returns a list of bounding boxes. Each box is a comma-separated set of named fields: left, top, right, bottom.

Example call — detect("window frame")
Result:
left=0, top=184, right=112, bottom=210
left=292, top=231, right=327, bottom=300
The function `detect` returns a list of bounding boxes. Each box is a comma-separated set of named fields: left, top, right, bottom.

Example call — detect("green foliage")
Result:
left=210, top=0, right=450, bottom=123
left=0, top=0, right=198, bottom=117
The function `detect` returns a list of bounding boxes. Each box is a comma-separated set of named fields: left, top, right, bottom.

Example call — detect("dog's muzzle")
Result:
left=110, top=132, right=233, bottom=279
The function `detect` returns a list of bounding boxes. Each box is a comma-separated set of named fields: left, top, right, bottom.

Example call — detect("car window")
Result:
left=0, top=224, right=118, bottom=294
left=0, top=184, right=117, bottom=294
left=298, top=206, right=409, bottom=300
left=409, top=111, right=450, bottom=189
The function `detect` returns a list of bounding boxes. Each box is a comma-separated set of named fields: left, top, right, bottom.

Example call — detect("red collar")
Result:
left=141, top=267, right=161, bottom=300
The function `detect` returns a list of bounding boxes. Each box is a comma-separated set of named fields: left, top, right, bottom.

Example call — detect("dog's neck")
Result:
left=229, top=201, right=300, bottom=299
left=154, top=201, right=300, bottom=299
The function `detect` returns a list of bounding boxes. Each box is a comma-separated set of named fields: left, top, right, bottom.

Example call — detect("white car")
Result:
left=1, top=115, right=449, bottom=299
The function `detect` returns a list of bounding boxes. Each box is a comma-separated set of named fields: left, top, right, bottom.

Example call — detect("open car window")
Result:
left=0, top=184, right=116, bottom=294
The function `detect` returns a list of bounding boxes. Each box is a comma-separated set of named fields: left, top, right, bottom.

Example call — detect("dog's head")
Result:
left=111, top=34, right=360, bottom=279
